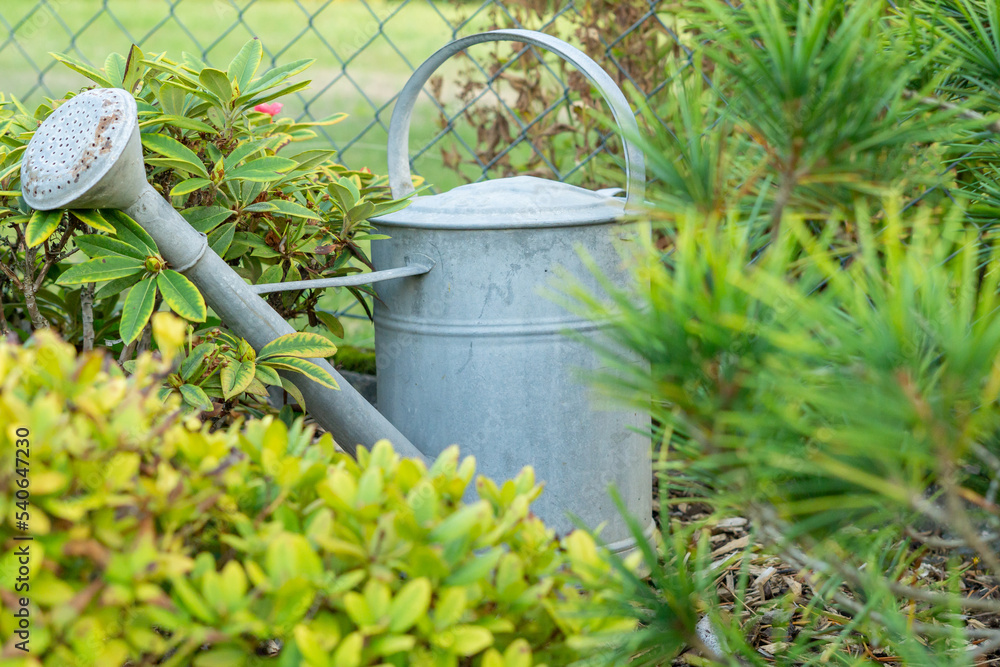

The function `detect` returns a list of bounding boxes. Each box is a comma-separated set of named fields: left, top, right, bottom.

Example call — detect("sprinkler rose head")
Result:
left=21, top=88, right=148, bottom=211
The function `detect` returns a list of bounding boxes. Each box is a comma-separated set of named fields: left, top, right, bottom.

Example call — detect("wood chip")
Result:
left=714, top=517, right=749, bottom=531
left=711, top=535, right=751, bottom=557
left=753, top=566, right=777, bottom=591
left=784, top=575, right=803, bottom=599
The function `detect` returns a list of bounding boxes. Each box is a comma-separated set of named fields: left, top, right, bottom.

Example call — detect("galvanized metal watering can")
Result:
left=19, top=29, right=651, bottom=553
left=370, top=30, right=652, bottom=552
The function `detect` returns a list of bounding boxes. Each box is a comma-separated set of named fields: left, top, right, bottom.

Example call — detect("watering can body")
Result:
left=371, top=29, right=654, bottom=551
left=371, top=177, right=653, bottom=551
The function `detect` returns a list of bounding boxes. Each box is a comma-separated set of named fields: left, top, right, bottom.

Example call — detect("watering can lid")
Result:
left=370, top=175, right=627, bottom=230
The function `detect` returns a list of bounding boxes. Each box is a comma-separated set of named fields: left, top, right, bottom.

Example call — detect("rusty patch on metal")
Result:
left=64, top=107, right=122, bottom=181
left=20, top=88, right=135, bottom=209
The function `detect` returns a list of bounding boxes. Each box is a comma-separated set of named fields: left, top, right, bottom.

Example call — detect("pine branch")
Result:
left=903, top=89, right=1000, bottom=134
left=755, top=506, right=1000, bottom=614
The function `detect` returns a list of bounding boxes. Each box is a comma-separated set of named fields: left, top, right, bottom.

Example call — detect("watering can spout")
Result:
left=20, top=87, right=427, bottom=463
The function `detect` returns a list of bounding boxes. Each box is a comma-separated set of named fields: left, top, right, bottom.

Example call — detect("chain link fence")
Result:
left=0, top=1, right=681, bottom=185
left=0, top=0, right=683, bottom=336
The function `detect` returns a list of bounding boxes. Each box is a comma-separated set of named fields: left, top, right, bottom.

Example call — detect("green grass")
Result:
left=0, top=0, right=493, bottom=192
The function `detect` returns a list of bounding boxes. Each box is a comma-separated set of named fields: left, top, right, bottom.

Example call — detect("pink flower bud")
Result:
left=254, top=102, right=283, bottom=117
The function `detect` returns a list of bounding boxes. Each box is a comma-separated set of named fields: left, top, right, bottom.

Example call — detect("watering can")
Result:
left=370, top=30, right=652, bottom=551
left=20, top=29, right=652, bottom=553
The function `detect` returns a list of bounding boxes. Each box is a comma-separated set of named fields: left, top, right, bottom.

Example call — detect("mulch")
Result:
left=658, top=483, right=1000, bottom=665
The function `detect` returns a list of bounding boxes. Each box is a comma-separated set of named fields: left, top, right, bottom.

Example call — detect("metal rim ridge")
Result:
left=369, top=209, right=632, bottom=230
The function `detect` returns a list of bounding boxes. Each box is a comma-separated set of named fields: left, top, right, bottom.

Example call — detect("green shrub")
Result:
left=156, top=326, right=341, bottom=421
left=0, top=40, right=404, bottom=417
left=0, top=325, right=635, bottom=667
left=333, top=345, right=376, bottom=376
left=550, top=1, right=1000, bottom=663
left=564, top=197, right=1000, bottom=664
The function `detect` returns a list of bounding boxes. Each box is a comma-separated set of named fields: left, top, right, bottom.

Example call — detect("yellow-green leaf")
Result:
left=244, top=377, right=269, bottom=396
left=120, top=277, right=158, bottom=345
left=73, top=234, right=146, bottom=261
left=122, top=44, right=145, bottom=93
left=142, top=133, right=210, bottom=179
left=95, top=273, right=143, bottom=299
left=255, top=362, right=282, bottom=387
left=72, top=209, right=115, bottom=233
left=482, top=649, right=504, bottom=667
left=221, top=360, right=256, bottom=399
left=208, top=222, right=236, bottom=257
left=444, top=547, right=503, bottom=587
left=262, top=416, right=288, bottom=462
left=29, top=471, right=68, bottom=496
left=297, top=112, right=348, bottom=128
left=450, top=626, right=493, bottom=657
left=332, top=632, right=363, bottom=667
left=141, top=114, right=217, bottom=134
left=237, top=338, right=256, bottom=362
left=364, top=579, right=391, bottom=620
left=157, top=269, right=207, bottom=321
left=503, top=639, right=532, bottom=667
left=258, top=263, right=284, bottom=284
left=315, top=311, right=345, bottom=339
left=179, top=384, right=212, bottom=411
left=104, top=209, right=159, bottom=254
left=225, top=156, right=297, bottom=182
left=563, top=530, right=601, bottom=569
left=25, top=209, right=63, bottom=248
left=105, top=52, right=126, bottom=87
left=51, top=52, right=113, bottom=87
left=387, top=577, right=431, bottom=633
left=192, top=646, right=246, bottom=667
left=294, top=624, right=330, bottom=667
left=171, top=178, right=211, bottom=196
left=343, top=592, right=372, bottom=627
left=368, top=634, right=416, bottom=656
left=200, top=67, right=234, bottom=104
left=431, top=501, right=491, bottom=544
left=157, top=82, right=188, bottom=116
left=266, top=534, right=322, bottom=587
left=201, top=570, right=226, bottom=614
left=259, top=332, right=338, bottom=360
left=170, top=576, right=216, bottom=624
left=219, top=561, right=248, bottom=613
left=434, top=587, right=467, bottom=631
left=280, top=376, right=306, bottom=407
left=266, top=356, right=339, bottom=390
left=238, top=58, right=313, bottom=100
left=243, top=199, right=321, bottom=220
left=182, top=206, right=234, bottom=233
left=56, top=256, right=144, bottom=285
left=228, top=38, right=264, bottom=92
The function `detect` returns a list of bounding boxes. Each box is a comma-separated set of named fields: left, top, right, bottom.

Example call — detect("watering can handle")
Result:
left=386, top=29, right=645, bottom=212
